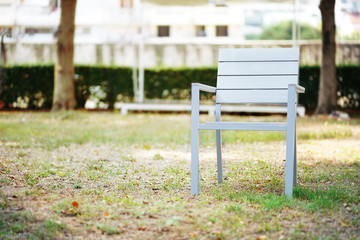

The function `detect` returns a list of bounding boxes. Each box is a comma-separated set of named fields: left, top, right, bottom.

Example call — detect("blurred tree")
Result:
left=315, top=0, right=336, bottom=114
left=258, top=21, right=321, bottom=40
left=52, top=0, right=77, bottom=111
left=0, top=31, right=9, bottom=102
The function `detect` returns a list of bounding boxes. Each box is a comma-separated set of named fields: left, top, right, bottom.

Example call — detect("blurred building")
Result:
left=0, top=0, right=359, bottom=66
left=0, top=0, right=314, bottom=42
left=336, top=0, right=360, bottom=36
left=0, top=0, right=247, bottom=43
left=2, top=0, right=360, bottom=42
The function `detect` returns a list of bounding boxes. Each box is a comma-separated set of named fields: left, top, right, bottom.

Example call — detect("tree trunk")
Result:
left=52, top=0, right=77, bottom=111
left=315, top=0, right=337, bottom=115
left=0, top=32, right=8, bottom=98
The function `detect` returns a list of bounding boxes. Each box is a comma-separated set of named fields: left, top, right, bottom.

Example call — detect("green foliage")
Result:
left=145, top=67, right=217, bottom=100
left=1, top=65, right=360, bottom=110
left=1, top=65, right=133, bottom=109
left=337, top=65, right=360, bottom=108
left=228, top=192, right=293, bottom=210
left=97, top=224, right=122, bottom=235
left=2, top=65, right=54, bottom=109
left=293, top=187, right=355, bottom=211
left=75, top=66, right=133, bottom=109
left=258, top=21, right=321, bottom=40
left=299, top=65, right=360, bottom=109
left=343, top=32, right=360, bottom=40
left=0, top=210, right=67, bottom=239
left=298, top=66, right=320, bottom=109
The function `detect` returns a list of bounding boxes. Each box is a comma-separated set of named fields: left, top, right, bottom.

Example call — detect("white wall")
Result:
left=4, top=40, right=360, bottom=67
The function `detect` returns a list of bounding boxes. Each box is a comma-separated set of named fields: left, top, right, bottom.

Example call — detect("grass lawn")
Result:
left=0, top=111, right=359, bottom=239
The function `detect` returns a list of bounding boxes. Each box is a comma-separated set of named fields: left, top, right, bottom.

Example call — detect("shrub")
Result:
left=0, top=65, right=359, bottom=110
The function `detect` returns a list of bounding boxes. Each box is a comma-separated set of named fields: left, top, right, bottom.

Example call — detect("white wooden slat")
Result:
left=216, top=89, right=288, bottom=104
left=218, top=48, right=299, bottom=62
left=217, top=75, right=298, bottom=89
left=217, top=61, right=298, bottom=76
left=199, top=122, right=287, bottom=131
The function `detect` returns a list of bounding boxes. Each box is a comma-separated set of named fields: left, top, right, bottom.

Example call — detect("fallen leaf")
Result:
left=143, top=201, right=149, bottom=205
left=340, top=218, right=350, bottom=227
left=137, top=226, right=147, bottom=231
left=72, top=201, right=79, bottom=208
left=143, top=145, right=151, bottom=150
left=191, top=233, right=198, bottom=238
left=256, top=235, right=267, bottom=240
left=104, top=212, right=109, bottom=217
left=147, top=214, right=157, bottom=219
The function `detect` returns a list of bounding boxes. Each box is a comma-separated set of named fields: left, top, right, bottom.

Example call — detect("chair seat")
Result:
left=199, top=122, right=287, bottom=131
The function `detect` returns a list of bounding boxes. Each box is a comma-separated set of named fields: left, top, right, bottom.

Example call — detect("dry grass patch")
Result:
left=0, top=112, right=359, bottom=239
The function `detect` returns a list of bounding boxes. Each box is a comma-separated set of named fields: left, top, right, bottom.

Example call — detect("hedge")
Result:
left=0, top=65, right=359, bottom=110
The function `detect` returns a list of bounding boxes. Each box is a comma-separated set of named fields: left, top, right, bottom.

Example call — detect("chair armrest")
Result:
left=289, top=84, right=305, bottom=93
left=192, top=83, right=216, bottom=93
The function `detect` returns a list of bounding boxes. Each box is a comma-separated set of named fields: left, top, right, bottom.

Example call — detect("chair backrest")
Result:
left=216, top=48, right=299, bottom=104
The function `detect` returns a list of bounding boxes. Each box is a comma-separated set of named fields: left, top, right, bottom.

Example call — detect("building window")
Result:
left=196, top=25, right=206, bottom=37
left=216, top=25, right=228, bottom=37
left=158, top=26, right=170, bottom=37
left=25, top=28, right=53, bottom=35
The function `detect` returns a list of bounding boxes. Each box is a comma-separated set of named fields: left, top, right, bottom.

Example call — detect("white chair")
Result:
left=191, top=48, right=305, bottom=198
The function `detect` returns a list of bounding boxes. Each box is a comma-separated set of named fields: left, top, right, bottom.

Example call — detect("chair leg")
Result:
left=191, top=85, right=200, bottom=195
left=216, top=129, right=222, bottom=183
left=191, top=129, right=200, bottom=195
left=293, top=125, right=297, bottom=187
left=285, top=126, right=295, bottom=198
left=215, top=103, right=222, bottom=184
left=285, top=86, right=296, bottom=198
